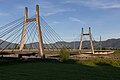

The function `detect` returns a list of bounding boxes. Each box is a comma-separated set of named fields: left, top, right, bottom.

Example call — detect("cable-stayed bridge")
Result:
left=0, top=5, right=114, bottom=58
left=0, top=5, right=71, bottom=58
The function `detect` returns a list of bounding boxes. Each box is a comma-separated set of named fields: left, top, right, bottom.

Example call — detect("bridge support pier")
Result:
left=79, top=27, right=94, bottom=54
left=36, top=5, right=45, bottom=59
left=20, top=7, right=28, bottom=51
left=19, top=5, right=45, bottom=59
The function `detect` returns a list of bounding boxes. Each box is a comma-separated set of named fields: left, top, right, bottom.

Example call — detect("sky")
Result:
left=0, top=0, right=120, bottom=42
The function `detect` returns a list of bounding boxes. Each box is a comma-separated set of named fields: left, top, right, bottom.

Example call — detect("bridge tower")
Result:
left=19, top=5, right=45, bottom=58
left=79, top=27, right=95, bottom=54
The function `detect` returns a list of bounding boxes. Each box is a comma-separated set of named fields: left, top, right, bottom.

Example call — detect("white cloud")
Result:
left=65, top=0, right=120, bottom=9
left=39, top=1, right=75, bottom=16
left=69, top=17, right=85, bottom=24
left=44, top=9, right=75, bottom=16
left=52, top=21, right=61, bottom=24
left=15, top=1, right=75, bottom=16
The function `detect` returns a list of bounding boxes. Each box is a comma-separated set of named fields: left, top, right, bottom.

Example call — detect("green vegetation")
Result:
left=77, top=59, right=120, bottom=67
left=0, top=57, right=120, bottom=80
left=59, top=48, right=70, bottom=62
left=113, top=50, right=120, bottom=54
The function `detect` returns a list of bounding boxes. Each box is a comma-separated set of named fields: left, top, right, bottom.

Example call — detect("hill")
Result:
left=0, top=38, right=120, bottom=49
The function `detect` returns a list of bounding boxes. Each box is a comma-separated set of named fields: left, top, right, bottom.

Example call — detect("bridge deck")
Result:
left=0, top=49, right=114, bottom=55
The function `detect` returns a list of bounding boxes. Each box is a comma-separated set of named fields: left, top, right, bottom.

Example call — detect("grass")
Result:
left=113, top=50, right=120, bottom=54
left=0, top=57, right=120, bottom=80
left=77, top=58, right=120, bottom=67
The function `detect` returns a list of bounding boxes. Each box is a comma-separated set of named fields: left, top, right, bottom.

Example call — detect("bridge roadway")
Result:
left=69, top=49, right=114, bottom=54
left=0, top=49, right=59, bottom=57
left=0, top=49, right=114, bottom=55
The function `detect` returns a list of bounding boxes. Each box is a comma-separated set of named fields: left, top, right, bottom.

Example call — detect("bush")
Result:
left=59, top=48, right=70, bottom=62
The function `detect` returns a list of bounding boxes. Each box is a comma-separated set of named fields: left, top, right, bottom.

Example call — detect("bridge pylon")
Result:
left=19, top=5, right=45, bottom=58
left=79, top=27, right=95, bottom=54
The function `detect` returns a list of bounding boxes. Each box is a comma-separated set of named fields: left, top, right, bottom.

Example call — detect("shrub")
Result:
left=59, top=48, right=70, bottom=62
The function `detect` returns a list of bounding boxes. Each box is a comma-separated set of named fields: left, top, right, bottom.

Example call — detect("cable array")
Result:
left=40, top=17, right=70, bottom=49
left=0, top=15, right=69, bottom=53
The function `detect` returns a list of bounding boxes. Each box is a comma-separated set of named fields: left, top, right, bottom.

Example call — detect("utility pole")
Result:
left=73, top=34, right=75, bottom=50
left=100, top=36, right=102, bottom=50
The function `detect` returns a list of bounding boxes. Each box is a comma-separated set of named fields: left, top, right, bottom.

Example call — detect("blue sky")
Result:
left=0, top=0, right=120, bottom=41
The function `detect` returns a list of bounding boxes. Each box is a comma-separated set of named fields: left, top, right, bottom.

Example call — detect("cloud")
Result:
left=65, top=0, right=120, bottom=9
left=15, top=0, right=75, bottom=16
left=39, top=1, right=75, bottom=16
left=52, top=21, right=61, bottom=24
left=44, top=9, right=75, bottom=16
left=69, top=17, right=85, bottom=24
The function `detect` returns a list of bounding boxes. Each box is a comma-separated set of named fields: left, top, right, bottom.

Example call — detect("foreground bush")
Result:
left=59, top=48, right=70, bottom=62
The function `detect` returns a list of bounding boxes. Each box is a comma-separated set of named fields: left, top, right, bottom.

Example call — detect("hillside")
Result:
left=0, top=38, right=120, bottom=49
